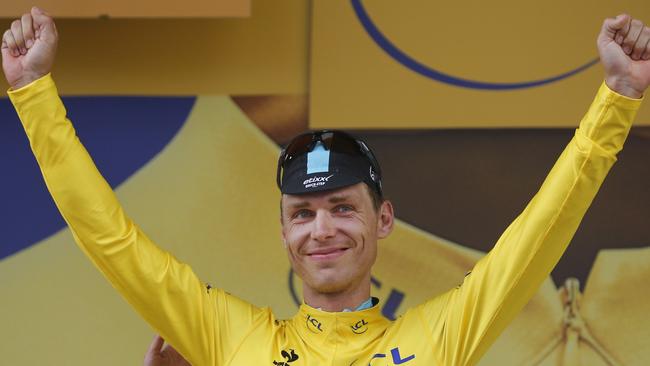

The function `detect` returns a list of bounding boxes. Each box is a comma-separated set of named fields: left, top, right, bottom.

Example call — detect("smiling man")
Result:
left=4, top=7, right=650, bottom=366
left=277, top=132, right=394, bottom=312
left=282, top=183, right=390, bottom=308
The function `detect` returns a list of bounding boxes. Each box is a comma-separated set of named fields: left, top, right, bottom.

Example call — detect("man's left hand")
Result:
left=598, top=14, right=650, bottom=98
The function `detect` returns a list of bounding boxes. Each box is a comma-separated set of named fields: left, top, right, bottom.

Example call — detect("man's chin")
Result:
left=308, top=272, right=350, bottom=294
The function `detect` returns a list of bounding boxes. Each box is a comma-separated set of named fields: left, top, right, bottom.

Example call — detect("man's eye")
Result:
left=293, top=210, right=313, bottom=219
left=334, top=205, right=353, bottom=213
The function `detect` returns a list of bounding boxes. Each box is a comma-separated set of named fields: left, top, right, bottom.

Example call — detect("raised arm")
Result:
left=418, top=14, right=650, bottom=365
left=3, top=8, right=262, bottom=365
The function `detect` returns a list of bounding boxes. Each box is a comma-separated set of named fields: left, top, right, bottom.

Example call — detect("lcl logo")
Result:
left=306, top=314, right=323, bottom=333
left=351, top=319, right=369, bottom=334
left=369, top=347, right=415, bottom=365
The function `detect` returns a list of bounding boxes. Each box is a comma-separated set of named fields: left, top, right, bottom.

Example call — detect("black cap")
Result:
left=277, top=131, right=382, bottom=196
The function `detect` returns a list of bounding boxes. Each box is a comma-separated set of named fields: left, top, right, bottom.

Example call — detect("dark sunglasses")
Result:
left=276, top=130, right=383, bottom=195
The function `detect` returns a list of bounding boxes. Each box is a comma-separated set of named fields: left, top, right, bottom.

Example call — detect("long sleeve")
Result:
left=416, top=82, right=642, bottom=366
left=8, top=74, right=264, bottom=366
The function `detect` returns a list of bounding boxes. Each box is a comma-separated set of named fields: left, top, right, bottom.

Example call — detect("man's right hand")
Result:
left=143, top=335, right=191, bottom=366
left=1, top=7, right=58, bottom=89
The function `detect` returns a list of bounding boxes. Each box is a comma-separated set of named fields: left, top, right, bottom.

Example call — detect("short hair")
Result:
left=365, top=184, right=384, bottom=212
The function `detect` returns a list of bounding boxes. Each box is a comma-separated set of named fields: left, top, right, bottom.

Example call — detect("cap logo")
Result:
left=306, top=141, right=330, bottom=174
left=303, top=174, right=334, bottom=189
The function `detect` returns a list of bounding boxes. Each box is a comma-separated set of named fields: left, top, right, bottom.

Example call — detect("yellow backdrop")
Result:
left=310, top=0, right=650, bottom=128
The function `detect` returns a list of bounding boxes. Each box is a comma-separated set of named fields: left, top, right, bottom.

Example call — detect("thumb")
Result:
left=31, top=6, right=49, bottom=21
left=146, top=335, right=165, bottom=355
left=599, top=14, right=630, bottom=45
left=30, top=7, right=56, bottom=35
left=608, top=14, right=630, bottom=32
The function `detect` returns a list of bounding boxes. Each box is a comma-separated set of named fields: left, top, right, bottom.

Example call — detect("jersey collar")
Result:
left=291, top=297, right=391, bottom=347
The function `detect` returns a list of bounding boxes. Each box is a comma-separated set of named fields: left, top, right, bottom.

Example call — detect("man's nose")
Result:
left=311, top=210, right=336, bottom=241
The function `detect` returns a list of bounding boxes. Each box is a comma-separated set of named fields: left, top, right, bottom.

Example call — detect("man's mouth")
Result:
left=307, top=248, right=349, bottom=261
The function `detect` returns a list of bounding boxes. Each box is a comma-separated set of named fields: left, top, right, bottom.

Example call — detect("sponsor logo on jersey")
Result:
left=369, top=347, right=415, bottom=365
left=306, top=314, right=324, bottom=333
left=351, top=319, right=369, bottom=334
left=273, top=349, right=299, bottom=365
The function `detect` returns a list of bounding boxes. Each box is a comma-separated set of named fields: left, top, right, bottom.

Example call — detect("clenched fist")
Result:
left=1, top=7, right=58, bottom=89
left=598, top=14, right=650, bottom=98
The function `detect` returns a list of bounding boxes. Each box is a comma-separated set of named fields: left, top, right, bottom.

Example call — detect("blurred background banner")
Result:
left=310, top=0, right=650, bottom=128
left=0, top=0, right=250, bottom=18
left=0, top=0, right=308, bottom=95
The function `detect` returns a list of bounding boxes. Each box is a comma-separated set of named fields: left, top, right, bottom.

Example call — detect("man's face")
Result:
left=281, top=183, right=394, bottom=295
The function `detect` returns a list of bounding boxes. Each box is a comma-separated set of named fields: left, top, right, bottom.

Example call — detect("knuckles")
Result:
left=3, top=11, right=58, bottom=43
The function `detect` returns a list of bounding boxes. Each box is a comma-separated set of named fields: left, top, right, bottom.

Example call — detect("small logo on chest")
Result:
left=272, top=349, right=299, bottom=365
left=306, top=314, right=323, bottom=333
left=369, top=347, right=415, bottom=365
left=351, top=319, right=369, bottom=334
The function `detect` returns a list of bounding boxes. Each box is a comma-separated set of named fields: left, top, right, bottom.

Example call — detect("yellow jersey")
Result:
left=9, top=74, right=640, bottom=366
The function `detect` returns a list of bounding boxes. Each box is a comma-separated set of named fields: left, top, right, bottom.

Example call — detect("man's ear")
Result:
left=377, top=200, right=394, bottom=239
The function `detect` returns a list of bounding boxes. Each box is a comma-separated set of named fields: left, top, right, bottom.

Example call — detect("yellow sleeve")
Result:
left=8, top=74, right=264, bottom=366
left=416, top=82, right=642, bottom=366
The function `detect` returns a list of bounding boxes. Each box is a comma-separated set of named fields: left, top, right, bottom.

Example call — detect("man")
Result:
left=3, top=7, right=649, bottom=366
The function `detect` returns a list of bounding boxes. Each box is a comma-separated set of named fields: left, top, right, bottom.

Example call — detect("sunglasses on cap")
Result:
left=276, top=130, right=383, bottom=196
